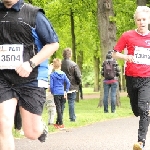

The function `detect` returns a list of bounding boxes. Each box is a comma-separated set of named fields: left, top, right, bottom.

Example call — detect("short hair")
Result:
left=53, top=58, right=61, bottom=69
left=134, top=6, right=150, bottom=21
left=62, top=48, right=72, bottom=59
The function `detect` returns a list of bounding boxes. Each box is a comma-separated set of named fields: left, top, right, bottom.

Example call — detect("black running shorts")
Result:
left=0, top=72, right=46, bottom=115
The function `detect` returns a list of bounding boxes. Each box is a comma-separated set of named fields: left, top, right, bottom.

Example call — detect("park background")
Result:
left=13, top=0, right=150, bottom=138
left=24, top=0, right=149, bottom=103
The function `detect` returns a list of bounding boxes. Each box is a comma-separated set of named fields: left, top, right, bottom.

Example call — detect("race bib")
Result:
left=0, top=44, right=23, bottom=69
left=133, top=46, right=150, bottom=65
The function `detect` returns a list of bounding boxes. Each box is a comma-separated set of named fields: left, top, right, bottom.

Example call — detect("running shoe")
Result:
left=53, top=124, right=59, bottom=129
left=38, top=122, right=48, bottom=143
left=59, top=124, right=65, bottom=129
left=133, top=142, right=145, bottom=150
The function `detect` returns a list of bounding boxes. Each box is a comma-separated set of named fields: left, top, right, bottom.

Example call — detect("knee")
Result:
left=111, top=96, right=116, bottom=101
left=138, top=103, right=149, bottom=118
left=24, top=127, right=41, bottom=140
left=68, top=102, right=74, bottom=107
left=24, top=129, right=40, bottom=140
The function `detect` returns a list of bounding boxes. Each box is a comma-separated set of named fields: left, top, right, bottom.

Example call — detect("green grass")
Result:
left=59, top=96, right=132, bottom=128
left=13, top=96, right=133, bottom=138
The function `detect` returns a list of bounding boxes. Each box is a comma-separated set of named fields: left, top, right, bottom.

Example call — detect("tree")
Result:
left=97, top=0, right=119, bottom=107
left=137, top=0, right=146, bottom=5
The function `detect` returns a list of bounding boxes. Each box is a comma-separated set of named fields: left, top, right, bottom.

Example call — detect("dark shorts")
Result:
left=0, top=74, right=46, bottom=115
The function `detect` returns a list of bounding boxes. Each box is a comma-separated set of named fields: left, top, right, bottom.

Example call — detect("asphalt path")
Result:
left=15, top=116, right=150, bottom=150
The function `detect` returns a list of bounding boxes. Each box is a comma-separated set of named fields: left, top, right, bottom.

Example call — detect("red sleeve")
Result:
left=114, top=33, right=127, bottom=53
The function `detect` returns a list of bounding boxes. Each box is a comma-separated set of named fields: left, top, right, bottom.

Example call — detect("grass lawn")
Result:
left=45, top=96, right=132, bottom=130
left=13, top=94, right=133, bottom=138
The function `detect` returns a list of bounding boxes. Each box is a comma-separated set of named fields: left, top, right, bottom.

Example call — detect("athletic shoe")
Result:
left=53, top=124, right=59, bottom=129
left=133, top=142, right=145, bottom=150
left=38, top=122, right=48, bottom=143
left=59, top=124, right=65, bottom=129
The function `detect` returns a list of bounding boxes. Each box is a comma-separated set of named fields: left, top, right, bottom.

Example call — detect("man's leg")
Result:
left=60, top=97, right=66, bottom=120
left=67, top=92, right=76, bottom=121
left=0, top=98, right=17, bottom=150
left=54, top=95, right=62, bottom=125
left=103, top=82, right=110, bottom=113
left=125, top=76, right=139, bottom=117
left=137, top=82, right=150, bottom=147
left=20, top=107, right=44, bottom=140
left=61, top=98, right=66, bottom=118
left=110, top=82, right=118, bottom=113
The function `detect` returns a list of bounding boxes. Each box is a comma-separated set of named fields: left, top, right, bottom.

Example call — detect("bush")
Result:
left=82, top=65, right=94, bottom=87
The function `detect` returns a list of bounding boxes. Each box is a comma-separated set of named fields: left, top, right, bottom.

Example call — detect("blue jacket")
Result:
left=50, top=70, right=70, bottom=95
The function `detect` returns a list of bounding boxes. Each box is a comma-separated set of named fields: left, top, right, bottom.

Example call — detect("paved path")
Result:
left=15, top=116, right=150, bottom=150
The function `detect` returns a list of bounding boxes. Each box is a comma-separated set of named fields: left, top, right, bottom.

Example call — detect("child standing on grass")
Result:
left=50, top=58, right=70, bottom=129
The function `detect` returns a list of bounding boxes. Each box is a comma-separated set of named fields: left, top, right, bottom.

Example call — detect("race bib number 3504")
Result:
left=0, top=44, right=23, bottom=69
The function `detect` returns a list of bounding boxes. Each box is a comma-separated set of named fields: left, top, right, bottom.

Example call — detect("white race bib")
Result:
left=0, top=44, right=23, bottom=69
left=133, top=46, right=150, bottom=65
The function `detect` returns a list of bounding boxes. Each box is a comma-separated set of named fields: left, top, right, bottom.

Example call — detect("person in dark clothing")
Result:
left=101, top=50, right=120, bottom=113
left=0, top=0, right=59, bottom=149
left=61, top=48, right=82, bottom=122
left=50, top=58, right=70, bottom=129
left=113, top=6, right=150, bottom=150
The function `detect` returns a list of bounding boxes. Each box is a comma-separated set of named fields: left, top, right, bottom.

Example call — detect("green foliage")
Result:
left=43, top=0, right=99, bottom=64
left=113, top=0, right=137, bottom=39
left=147, top=0, right=150, bottom=6
left=112, top=0, right=137, bottom=67
left=24, top=0, right=138, bottom=89
left=82, top=64, right=95, bottom=87
left=25, top=0, right=100, bottom=86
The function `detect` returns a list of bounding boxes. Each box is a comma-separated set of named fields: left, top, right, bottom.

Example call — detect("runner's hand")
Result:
left=123, top=55, right=134, bottom=63
left=15, top=61, right=32, bottom=77
left=64, top=92, right=67, bottom=99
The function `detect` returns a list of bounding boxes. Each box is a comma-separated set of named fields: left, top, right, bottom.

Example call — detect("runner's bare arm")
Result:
left=30, top=43, right=59, bottom=67
left=15, top=42, right=59, bottom=77
left=112, top=51, right=134, bottom=63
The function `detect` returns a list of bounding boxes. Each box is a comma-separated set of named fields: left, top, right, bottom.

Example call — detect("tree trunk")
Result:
left=76, top=51, right=83, bottom=102
left=97, top=0, right=121, bottom=107
left=70, top=9, right=76, bottom=62
left=137, top=0, right=146, bottom=5
left=97, top=78, right=103, bottom=107
left=70, top=7, right=79, bottom=102
left=93, top=56, right=100, bottom=92
left=77, top=51, right=83, bottom=73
